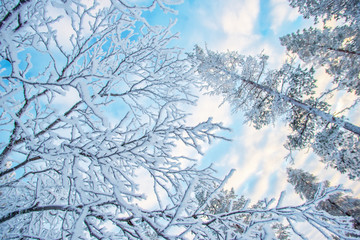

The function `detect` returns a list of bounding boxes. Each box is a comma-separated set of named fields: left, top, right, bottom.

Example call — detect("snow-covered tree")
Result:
left=287, top=0, right=360, bottom=24
left=0, top=0, right=231, bottom=238
left=287, top=168, right=360, bottom=232
left=196, top=186, right=292, bottom=240
left=312, top=127, right=360, bottom=179
left=179, top=178, right=360, bottom=239
left=190, top=174, right=360, bottom=239
left=287, top=168, right=329, bottom=200
left=1, top=0, right=359, bottom=239
left=280, top=25, right=360, bottom=95
left=280, top=0, right=360, bottom=95
left=280, top=0, right=360, bottom=178
left=195, top=186, right=247, bottom=215
left=192, top=46, right=360, bottom=180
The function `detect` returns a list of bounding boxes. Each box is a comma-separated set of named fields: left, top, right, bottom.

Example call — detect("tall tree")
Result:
left=287, top=168, right=360, bottom=231
left=280, top=0, right=360, bottom=179
left=192, top=46, right=360, bottom=179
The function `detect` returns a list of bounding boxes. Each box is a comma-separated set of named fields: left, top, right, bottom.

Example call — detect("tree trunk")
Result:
left=234, top=73, right=360, bottom=136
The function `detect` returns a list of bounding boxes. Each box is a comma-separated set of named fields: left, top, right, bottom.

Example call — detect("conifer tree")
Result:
left=279, top=0, right=360, bottom=179
left=192, top=47, right=360, bottom=179
left=287, top=168, right=360, bottom=231
left=288, top=0, right=360, bottom=24
left=280, top=24, right=360, bottom=95
left=280, top=0, right=360, bottom=94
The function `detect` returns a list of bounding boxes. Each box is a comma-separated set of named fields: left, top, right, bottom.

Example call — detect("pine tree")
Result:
left=280, top=25, right=360, bottom=95
left=279, top=0, right=360, bottom=180
left=287, top=168, right=360, bottom=231
left=281, top=0, right=360, bottom=94
left=312, top=127, right=360, bottom=179
left=288, top=0, right=360, bottom=24
left=192, top=46, right=360, bottom=179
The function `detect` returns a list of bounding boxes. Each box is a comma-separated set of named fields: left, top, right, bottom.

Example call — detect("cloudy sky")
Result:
left=145, top=0, right=360, bottom=208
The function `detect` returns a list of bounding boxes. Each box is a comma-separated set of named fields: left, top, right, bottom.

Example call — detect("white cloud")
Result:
left=221, top=0, right=260, bottom=36
left=217, top=34, right=262, bottom=53
left=269, top=0, right=300, bottom=33
left=219, top=124, right=290, bottom=201
left=218, top=0, right=261, bottom=53
left=190, top=0, right=261, bottom=53
left=187, top=91, right=232, bottom=126
left=189, top=0, right=293, bottom=65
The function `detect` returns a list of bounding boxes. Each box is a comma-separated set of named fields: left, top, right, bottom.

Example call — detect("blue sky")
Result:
left=144, top=0, right=303, bottom=53
left=146, top=0, right=360, bottom=208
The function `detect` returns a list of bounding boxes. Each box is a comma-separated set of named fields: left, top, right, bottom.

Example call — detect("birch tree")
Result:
left=192, top=46, right=360, bottom=180
left=0, top=0, right=230, bottom=238
left=195, top=187, right=292, bottom=240
left=185, top=180, right=360, bottom=239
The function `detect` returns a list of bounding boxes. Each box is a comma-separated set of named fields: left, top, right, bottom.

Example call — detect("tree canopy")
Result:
left=0, top=0, right=359, bottom=239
